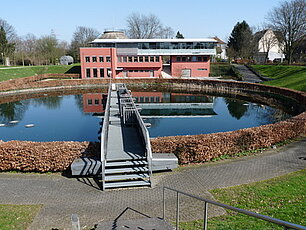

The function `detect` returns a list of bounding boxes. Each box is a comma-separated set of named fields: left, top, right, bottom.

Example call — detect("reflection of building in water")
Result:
left=132, top=92, right=213, bottom=104
left=82, top=92, right=216, bottom=116
left=82, top=93, right=106, bottom=113
left=132, top=92, right=216, bottom=117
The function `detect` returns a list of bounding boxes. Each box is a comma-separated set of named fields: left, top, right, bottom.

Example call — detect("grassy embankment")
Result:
left=180, top=169, right=306, bottom=229
left=0, top=64, right=80, bottom=82
left=252, top=65, right=306, bottom=92
left=210, top=63, right=240, bottom=80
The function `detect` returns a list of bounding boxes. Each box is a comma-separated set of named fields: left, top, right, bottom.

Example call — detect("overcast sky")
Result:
left=0, top=0, right=282, bottom=42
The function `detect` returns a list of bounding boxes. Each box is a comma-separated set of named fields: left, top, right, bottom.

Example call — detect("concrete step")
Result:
left=105, top=167, right=149, bottom=174
left=106, top=160, right=147, bottom=167
left=104, top=180, right=151, bottom=189
left=105, top=173, right=149, bottom=181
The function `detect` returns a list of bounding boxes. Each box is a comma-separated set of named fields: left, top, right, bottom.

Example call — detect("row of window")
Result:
left=176, top=56, right=208, bottom=62
left=85, top=56, right=111, bottom=63
left=118, top=56, right=160, bottom=63
left=86, top=68, right=111, bottom=78
left=92, top=42, right=216, bottom=50
left=126, top=69, right=153, bottom=73
left=87, top=99, right=102, bottom=105
left=134, top=96, right=161, bottom=103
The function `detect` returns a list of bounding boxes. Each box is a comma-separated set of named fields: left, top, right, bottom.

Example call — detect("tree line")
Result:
left=0, top=13, right=177, bottom=66
left=227, top=0, right=305, bottom=64
left=0, top=0, right=305, bottom=66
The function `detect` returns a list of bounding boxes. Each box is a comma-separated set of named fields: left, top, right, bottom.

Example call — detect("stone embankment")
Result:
left=0, top=76, right=305, bottom=171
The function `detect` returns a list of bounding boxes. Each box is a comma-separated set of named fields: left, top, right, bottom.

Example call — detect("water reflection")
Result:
left=224, top=98, right=248, bottom=120
left=0, top=90, right=297, bottom=141
left=0, top=101, right=29, bottom=126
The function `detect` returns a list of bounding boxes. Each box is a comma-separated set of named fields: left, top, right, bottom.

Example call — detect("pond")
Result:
left=0, top=89, right=294, bottom=142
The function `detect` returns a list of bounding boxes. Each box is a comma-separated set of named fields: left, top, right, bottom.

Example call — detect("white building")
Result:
left=254, top=29, right=285, bottom=63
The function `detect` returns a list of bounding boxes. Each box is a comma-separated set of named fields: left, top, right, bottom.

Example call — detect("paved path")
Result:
left=0, top=138, right=305, bottom=229
left=233, top=64, right=263, bottom=83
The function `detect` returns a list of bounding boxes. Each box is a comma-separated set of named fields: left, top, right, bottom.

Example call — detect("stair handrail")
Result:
left=119, top=84, right=153, bottom=182
left=163, top=186, right=306, bottom=230
left=100, top=83, right=112, bottom=190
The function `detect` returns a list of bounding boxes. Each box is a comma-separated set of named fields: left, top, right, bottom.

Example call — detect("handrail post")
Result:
left=203, top=202, right=208, bottom=230
left=176, top=191, right=180, bottom=230
left=163, top=187, right=166, bottom=220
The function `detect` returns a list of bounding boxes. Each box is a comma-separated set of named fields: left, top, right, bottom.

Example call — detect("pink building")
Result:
left=80, top=31, right=216, bottom=79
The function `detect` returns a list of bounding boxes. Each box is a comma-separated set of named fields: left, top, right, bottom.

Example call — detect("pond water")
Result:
left=0, top=90, right=293, bottom=142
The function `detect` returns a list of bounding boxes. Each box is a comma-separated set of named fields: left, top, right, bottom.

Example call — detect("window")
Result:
left=150, top=56, right=155, bottom=62
left=155, top=97, right=160, bottom=102
left=107, top=68, right=111, bottom=77
left=99, top=56, right=104, bottom=62
left=191, top=56, right=197, bottom=62
left=92, top=56, right=97, bottom=62
left=203, top=57, right=208, bottom=62
left=128, top=56, right=133, bottom=62
left=95, top=99, right=99, bottom=105
left=145, top=56, right=149, bottom=62
left=155, top=56, right=160, bottom=62
left=106, top=56, right=111, bottom=62
left=100, top=68, right=104, bottom=78
left=150, top=97, right=155, bottom=102
left=140, top=97, right=144, bottom=102
left=133, top=56, right=138, bottom=62
left=88, top=99, right=92, bottom=105
left=197, top=56, right=202, bottom=62
left=139, top=56, right=143, bottom=62
left=182, top=56, right=186, bottom=62
left=93, top=68, right=98, bottom=78
left=197, top=68, right=208, bottom=71
left=85, top=56, right=90, bottom=62
left=176, top=57, right=181, bottom=62
left=86, top=69, right=91, bottom=78
left=123, top=56, right=128, bottom=62
left=145, top=97, right=149, bottom=102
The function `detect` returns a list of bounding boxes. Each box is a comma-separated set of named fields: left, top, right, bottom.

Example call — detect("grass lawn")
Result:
left=0, top=64, right=80, bottom=82
left=0, top=204, right=41, bottom=230
left=252, top=65, right=306, bottom=92
left=180, top=169, right=306, bottom=229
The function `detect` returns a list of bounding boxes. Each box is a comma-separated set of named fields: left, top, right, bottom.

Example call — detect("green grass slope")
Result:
left=252, top=65, right=306, bottom=92
left=0, top=64, right=80, bottom=82
left=181, top=169, right=306, bottom=229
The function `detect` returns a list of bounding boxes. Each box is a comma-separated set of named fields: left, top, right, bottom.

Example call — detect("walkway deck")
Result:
left=106, top=90, right=145, bottom=161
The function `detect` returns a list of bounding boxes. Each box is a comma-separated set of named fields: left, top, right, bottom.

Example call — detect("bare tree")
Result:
left=126, top=13, right=174, bottom=39
left=0, top=18, right=17, bottom=42
left=70, top=26, right=100, bottom=62
left=267, top=0, right=306, bottom=64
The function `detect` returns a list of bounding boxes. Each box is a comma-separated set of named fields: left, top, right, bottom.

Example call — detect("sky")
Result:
left=0, top=0, right=282, bottom=43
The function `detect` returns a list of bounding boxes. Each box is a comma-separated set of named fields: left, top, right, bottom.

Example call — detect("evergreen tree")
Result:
left=227, top=21, right=254, bottom=59
left=176, top=31, right=184, bottom=39
left=0, top=26, right=15, bottom=65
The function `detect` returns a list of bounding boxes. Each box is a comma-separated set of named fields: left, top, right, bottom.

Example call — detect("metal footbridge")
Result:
left=71, top=83, right=178, bottom=190
left=100, top=83, right=153, bottom=189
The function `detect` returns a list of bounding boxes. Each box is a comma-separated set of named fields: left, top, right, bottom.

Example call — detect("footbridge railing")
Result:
left=100, top=84, right=112, bottom=190
left=117, top=83, right=153, bottom=182
left=163, top=186, right=306, bottom=230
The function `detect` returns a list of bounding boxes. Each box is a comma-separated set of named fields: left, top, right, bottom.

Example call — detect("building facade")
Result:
left=80, top=31, right=217, bottom=79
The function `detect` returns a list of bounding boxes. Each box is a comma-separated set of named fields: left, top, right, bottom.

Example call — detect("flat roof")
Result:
left=91, top=38, right=217, bottom=43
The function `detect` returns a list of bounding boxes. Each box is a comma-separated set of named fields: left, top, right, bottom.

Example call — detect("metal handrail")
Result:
left=163, top=186, right=306, bottom=230
left=100, top=84, right=112, bottom=190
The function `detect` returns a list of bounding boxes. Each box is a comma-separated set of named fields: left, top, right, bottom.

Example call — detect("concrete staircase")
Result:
left=104, top=158, right=151, bottom=189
